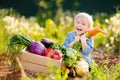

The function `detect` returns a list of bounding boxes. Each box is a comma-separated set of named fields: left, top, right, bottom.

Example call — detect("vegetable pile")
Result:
left=7, top=34, right=45, bottom=56
left=57, top=45, right=81, bottom=77
left=7, top=34, right=62, bottom=61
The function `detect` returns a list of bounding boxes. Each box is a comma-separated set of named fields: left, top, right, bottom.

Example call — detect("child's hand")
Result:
left=80, top=34, right=87, bottom=50
left=80, top=34, right=87, bottom=41
left=74, top=35, right=80, bottom=43
left=69, top=35, right=80, bottom=47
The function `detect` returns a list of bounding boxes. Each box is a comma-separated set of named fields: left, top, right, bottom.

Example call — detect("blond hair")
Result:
left=74, top=12, right=93, bottom=28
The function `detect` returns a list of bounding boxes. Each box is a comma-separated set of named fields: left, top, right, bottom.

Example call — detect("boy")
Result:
left=63, top=12, right=93, bottom=64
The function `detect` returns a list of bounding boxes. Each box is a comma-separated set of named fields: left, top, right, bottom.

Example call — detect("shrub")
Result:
left=104, top=12, right=120, bottom=54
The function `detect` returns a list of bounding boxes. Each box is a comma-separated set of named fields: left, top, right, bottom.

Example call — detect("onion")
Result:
left=29, top=42, right=45, bottom=55
left=75, top=59, right=89, bottom=77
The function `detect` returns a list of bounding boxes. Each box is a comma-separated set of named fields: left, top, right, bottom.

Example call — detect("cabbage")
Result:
left=75, top=59, right=89, bottom=77
left=29, top=42, right=45, bottom=55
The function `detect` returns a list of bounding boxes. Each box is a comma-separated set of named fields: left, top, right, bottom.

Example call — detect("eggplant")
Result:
left=41, top=38, right=54, bottom=48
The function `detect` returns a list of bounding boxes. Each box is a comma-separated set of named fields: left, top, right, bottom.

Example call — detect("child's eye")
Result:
left=82, top=22, right=87, bottom=26
left=82, top=23, right=85, bottom=25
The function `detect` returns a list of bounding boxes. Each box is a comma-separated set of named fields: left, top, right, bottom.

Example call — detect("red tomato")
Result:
left=52, top=54, right=61, bottom=60
left=44, top=48, right=54, bottom=58
left=54, top=49, right=62, bottom=58
left=47, top=52, right=54, bottom=58
left=52, top=49, right=62, bottom=60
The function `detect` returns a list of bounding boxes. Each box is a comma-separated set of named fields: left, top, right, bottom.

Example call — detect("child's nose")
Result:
left=77, top=24, right=82, bottom=27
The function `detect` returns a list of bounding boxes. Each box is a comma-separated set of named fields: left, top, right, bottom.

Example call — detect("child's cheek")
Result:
left=74, top=25, right=77, bottom=30
left=83, top=26, right=87, bottom=32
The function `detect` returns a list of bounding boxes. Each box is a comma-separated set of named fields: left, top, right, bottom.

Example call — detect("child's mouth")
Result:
left=77, top=28, right=82, bottom=31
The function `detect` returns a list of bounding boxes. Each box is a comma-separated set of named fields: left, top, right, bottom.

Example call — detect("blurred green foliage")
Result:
left=92, top=12, right=120, bottom=54
left=104, top=12, right=120, bottom=54
left=21, top=61, right=120, bottom=80
left=0, top=8, right=120, bottom=55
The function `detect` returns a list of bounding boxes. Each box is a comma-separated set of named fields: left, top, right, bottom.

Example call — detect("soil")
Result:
left=0, top=48, right=120, bottom=80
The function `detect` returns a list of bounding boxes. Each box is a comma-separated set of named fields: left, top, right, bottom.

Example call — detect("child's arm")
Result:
left=80, top=37, right=93, bottom=55
left=80, top=34, right=87, bottom=50
left=69, top=35, right=80, bottom=47
left=80, top=37, right=93, bottom=64
left=63, top=33, right=72, bottom=47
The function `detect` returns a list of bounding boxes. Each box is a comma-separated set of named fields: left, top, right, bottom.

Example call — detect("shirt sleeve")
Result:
left=80, top=38, right=93, bottom=55
left=63, top=33, right=71, bottom=47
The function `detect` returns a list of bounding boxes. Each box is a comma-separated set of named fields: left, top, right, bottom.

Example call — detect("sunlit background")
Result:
left=0, top=0, right=120, bottom=55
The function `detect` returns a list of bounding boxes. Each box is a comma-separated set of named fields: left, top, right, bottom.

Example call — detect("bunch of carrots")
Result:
left=72, top=27, right=107, bottom=51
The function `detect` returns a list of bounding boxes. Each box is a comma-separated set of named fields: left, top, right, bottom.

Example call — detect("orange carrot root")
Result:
left=87, top=27, right=107, bottom=37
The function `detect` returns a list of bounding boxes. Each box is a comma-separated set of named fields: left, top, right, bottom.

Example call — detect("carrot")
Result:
left=73, top=27, right=106, bottom=51
left=86, top=27, right=107, bottom=37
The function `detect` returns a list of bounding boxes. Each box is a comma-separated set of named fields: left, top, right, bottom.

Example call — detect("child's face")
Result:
left=74, top=16, right=89, bottom=35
